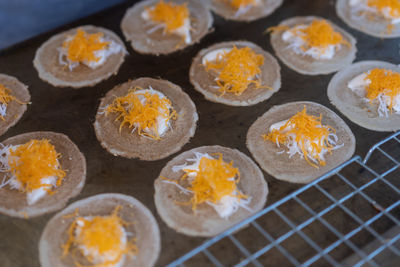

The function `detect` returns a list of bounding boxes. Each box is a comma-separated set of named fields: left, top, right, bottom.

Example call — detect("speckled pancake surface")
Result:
left=0, top=74, right=30, bottom=136
left=336, top=0, right=400, bottom=38
left=0, top=131, right=86, bottom=218
left=33, top=25, right=126, bottom=88
left=210, top=0, right=283, bottom=22
left=190, top=41, right=281, bottom=106
left=154, top=145, right=268, bottom=237
left=94, top=77, right=198, bottom=160
left=120, top=0, right=213, bottom=55
left=246, top=101, right=356, bottom=184
left=328, top=60, right=400, bottom=132
left=39, top=193, right=161, bottom=267
left=270, top=16, right=357, bottom=75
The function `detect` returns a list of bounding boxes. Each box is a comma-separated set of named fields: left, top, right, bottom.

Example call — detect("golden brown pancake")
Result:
left=154, top=145, right=268, bottom=237
left=120, top=0, right=213, bottom=55
left=336, top=0, right=400, bottom=38
left=0, top=74, right=30, bottom=136
left=33, top=25, right=126, bottom=88
left=0, top=131, right=86, bottom=218
left=94, top=77, right=198, bottom=160
left=210, top=0, right=283, bottom=22
left=39, top=193, right=161, bottom=267
left=270, top=16, right=357, bottom=75
left=190, top=40, right=281, bottom=106
left=246, top=101, right=356, bottom=184
left=328, top=60, right=400, bottom=132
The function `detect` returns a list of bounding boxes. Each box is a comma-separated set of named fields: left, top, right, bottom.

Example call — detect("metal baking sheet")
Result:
left=0, top=0, right=398, bottom=266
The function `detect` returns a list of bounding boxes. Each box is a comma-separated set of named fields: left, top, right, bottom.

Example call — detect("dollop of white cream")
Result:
left=201, top=48, right=232, bottom=65
left=282, top=25, right=337, bottom=60
left=170, top=152, right=251, bottom=219
left=59, top=37, right=124, bottom=71
left=348, top=72, right=400, bottom=116
left=74, top=217, right=127, bottom=267
left=349, top=0, right=400, bottom=24
left=141, top=8, right=192, bottom=44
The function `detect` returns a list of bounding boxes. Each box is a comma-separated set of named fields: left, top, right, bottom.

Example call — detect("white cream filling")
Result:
left=75, top=217, right=127, bottom=267
left=233, top=0, right=261, bottom=17
left=0, top=144, right=61, bottom=205
left=349, top=0, right=400, bottom=24
left=348, top=72, right=400, bottom=117
left=169, top=152, right=251, bottom=219
left=141, top=8, right=192, bottom=44
left=282, top=26, right=338, bottom=60
left=131, top=87, right=172, bottom=137
left=58, top=36, right=124, bottom=71
left=0, top=103, right=7, bottom=119
left=201, top=48, right=232, bottom=65
left=269, top=120, right=343, bottom=165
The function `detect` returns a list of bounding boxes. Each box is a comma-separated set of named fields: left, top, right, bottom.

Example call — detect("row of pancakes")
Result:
left=1, top=0, right=400, bottom=266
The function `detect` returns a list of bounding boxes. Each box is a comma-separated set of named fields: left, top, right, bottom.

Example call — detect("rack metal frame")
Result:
left=168, top=131, right=400, bottom=266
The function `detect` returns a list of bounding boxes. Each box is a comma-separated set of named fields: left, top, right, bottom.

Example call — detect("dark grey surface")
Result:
left=0, top=0, right=398, bottom=266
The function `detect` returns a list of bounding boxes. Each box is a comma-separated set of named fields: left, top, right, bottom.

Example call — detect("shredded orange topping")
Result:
left=180, top=153, right=246, bottom=210
left=8, top=139, right=66, bottom=193
left=147, top=0, right=189, bottom=33
left=263, top=107, right=337, bottom=168
left=368, top=0, right=400, bottom=18
left=63, top=206, right=137, bottom=267
left=227, top=0, right=256, bottom=9
left=204, top=46, right=266, bottom=96
left=365, top=68, right=400, bottom=111
left=105, top=87, right=177, bottom=140
left=0, top=84, right=24, bottom=120
left=63, top=28, right=109, bottom=63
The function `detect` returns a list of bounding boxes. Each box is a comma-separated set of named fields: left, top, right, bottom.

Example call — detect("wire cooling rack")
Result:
left=168, top=131, right=400, bottom=267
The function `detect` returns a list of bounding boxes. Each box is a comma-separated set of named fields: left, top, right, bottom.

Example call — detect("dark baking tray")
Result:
left=0, top=0, right=398, bottom=266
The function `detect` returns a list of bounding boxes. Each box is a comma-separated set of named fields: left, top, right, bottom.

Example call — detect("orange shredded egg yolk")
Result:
left=105, top=87, right=177, bottom=140
left=63, top=28, right=109, bottom=64
left=63, top=206, right=137, bottom=267
left=8, top=139, right=66, bottom=193
left=147, top=0, right=189, bottom=33
left=228, top=0, right=256, bottom=9
left=181, top=153, right=246, bottom=210
left=365, top=68, right=400, bottom=111
left=204, top=46, right=265, bottom=96
left=0, top=84, right=24, bottom=120
left=263, top=107, right=337, bottom=168
left=367, top=0, right=400, bottom=18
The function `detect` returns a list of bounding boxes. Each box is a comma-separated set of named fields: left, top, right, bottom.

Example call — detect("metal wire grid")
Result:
left=168, top=131, right=400, bottom=267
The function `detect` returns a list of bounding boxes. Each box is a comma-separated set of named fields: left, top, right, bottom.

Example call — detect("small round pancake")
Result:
left=336, top=0, right=400, bottom=38
left=121, top=0, right=213, bottom=55
left=190, top=41, right=281, bottom=106
left=94, top=77, right=198, bottom=160
left=246, top=101, right=356, bottom=184
left=0, top=131, right=86, bottom=218
left=210, top=0, right=283, bottom=22
left=154, top=145, right=268, bottom=237
left=0, top=74, right=30, bottom=136
left=39, top=193, right=161, bottom=267
left=270, top=16, right=357, bottom=75
left=33, top=25, right=126, bottom=88
left=328, top=60, right=400, bottom=132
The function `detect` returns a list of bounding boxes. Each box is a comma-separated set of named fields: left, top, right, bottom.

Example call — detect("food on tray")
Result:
left=209, top=0, right=283, bottom=21
left=328, top=60, right=400, bottom=131
left=190, top=41, right=281, bottom=106
left=246, top=101, right=356, bottom=183
left=0, top=131, right=86, bottom=218
left=336, top=0, right=400, bottom=38
left=34, top=25, right=126, bottom=88
left=269, top=16, right=357, bottom=75
left=154, top=145, right=268, bottom=237
left=121, top=0, right=213, bottom=55
left=39, top=193, right=160, bottom=267
left=0, top=74, right=30, bottom=136
left=94, top=77, right=198, bottom=160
